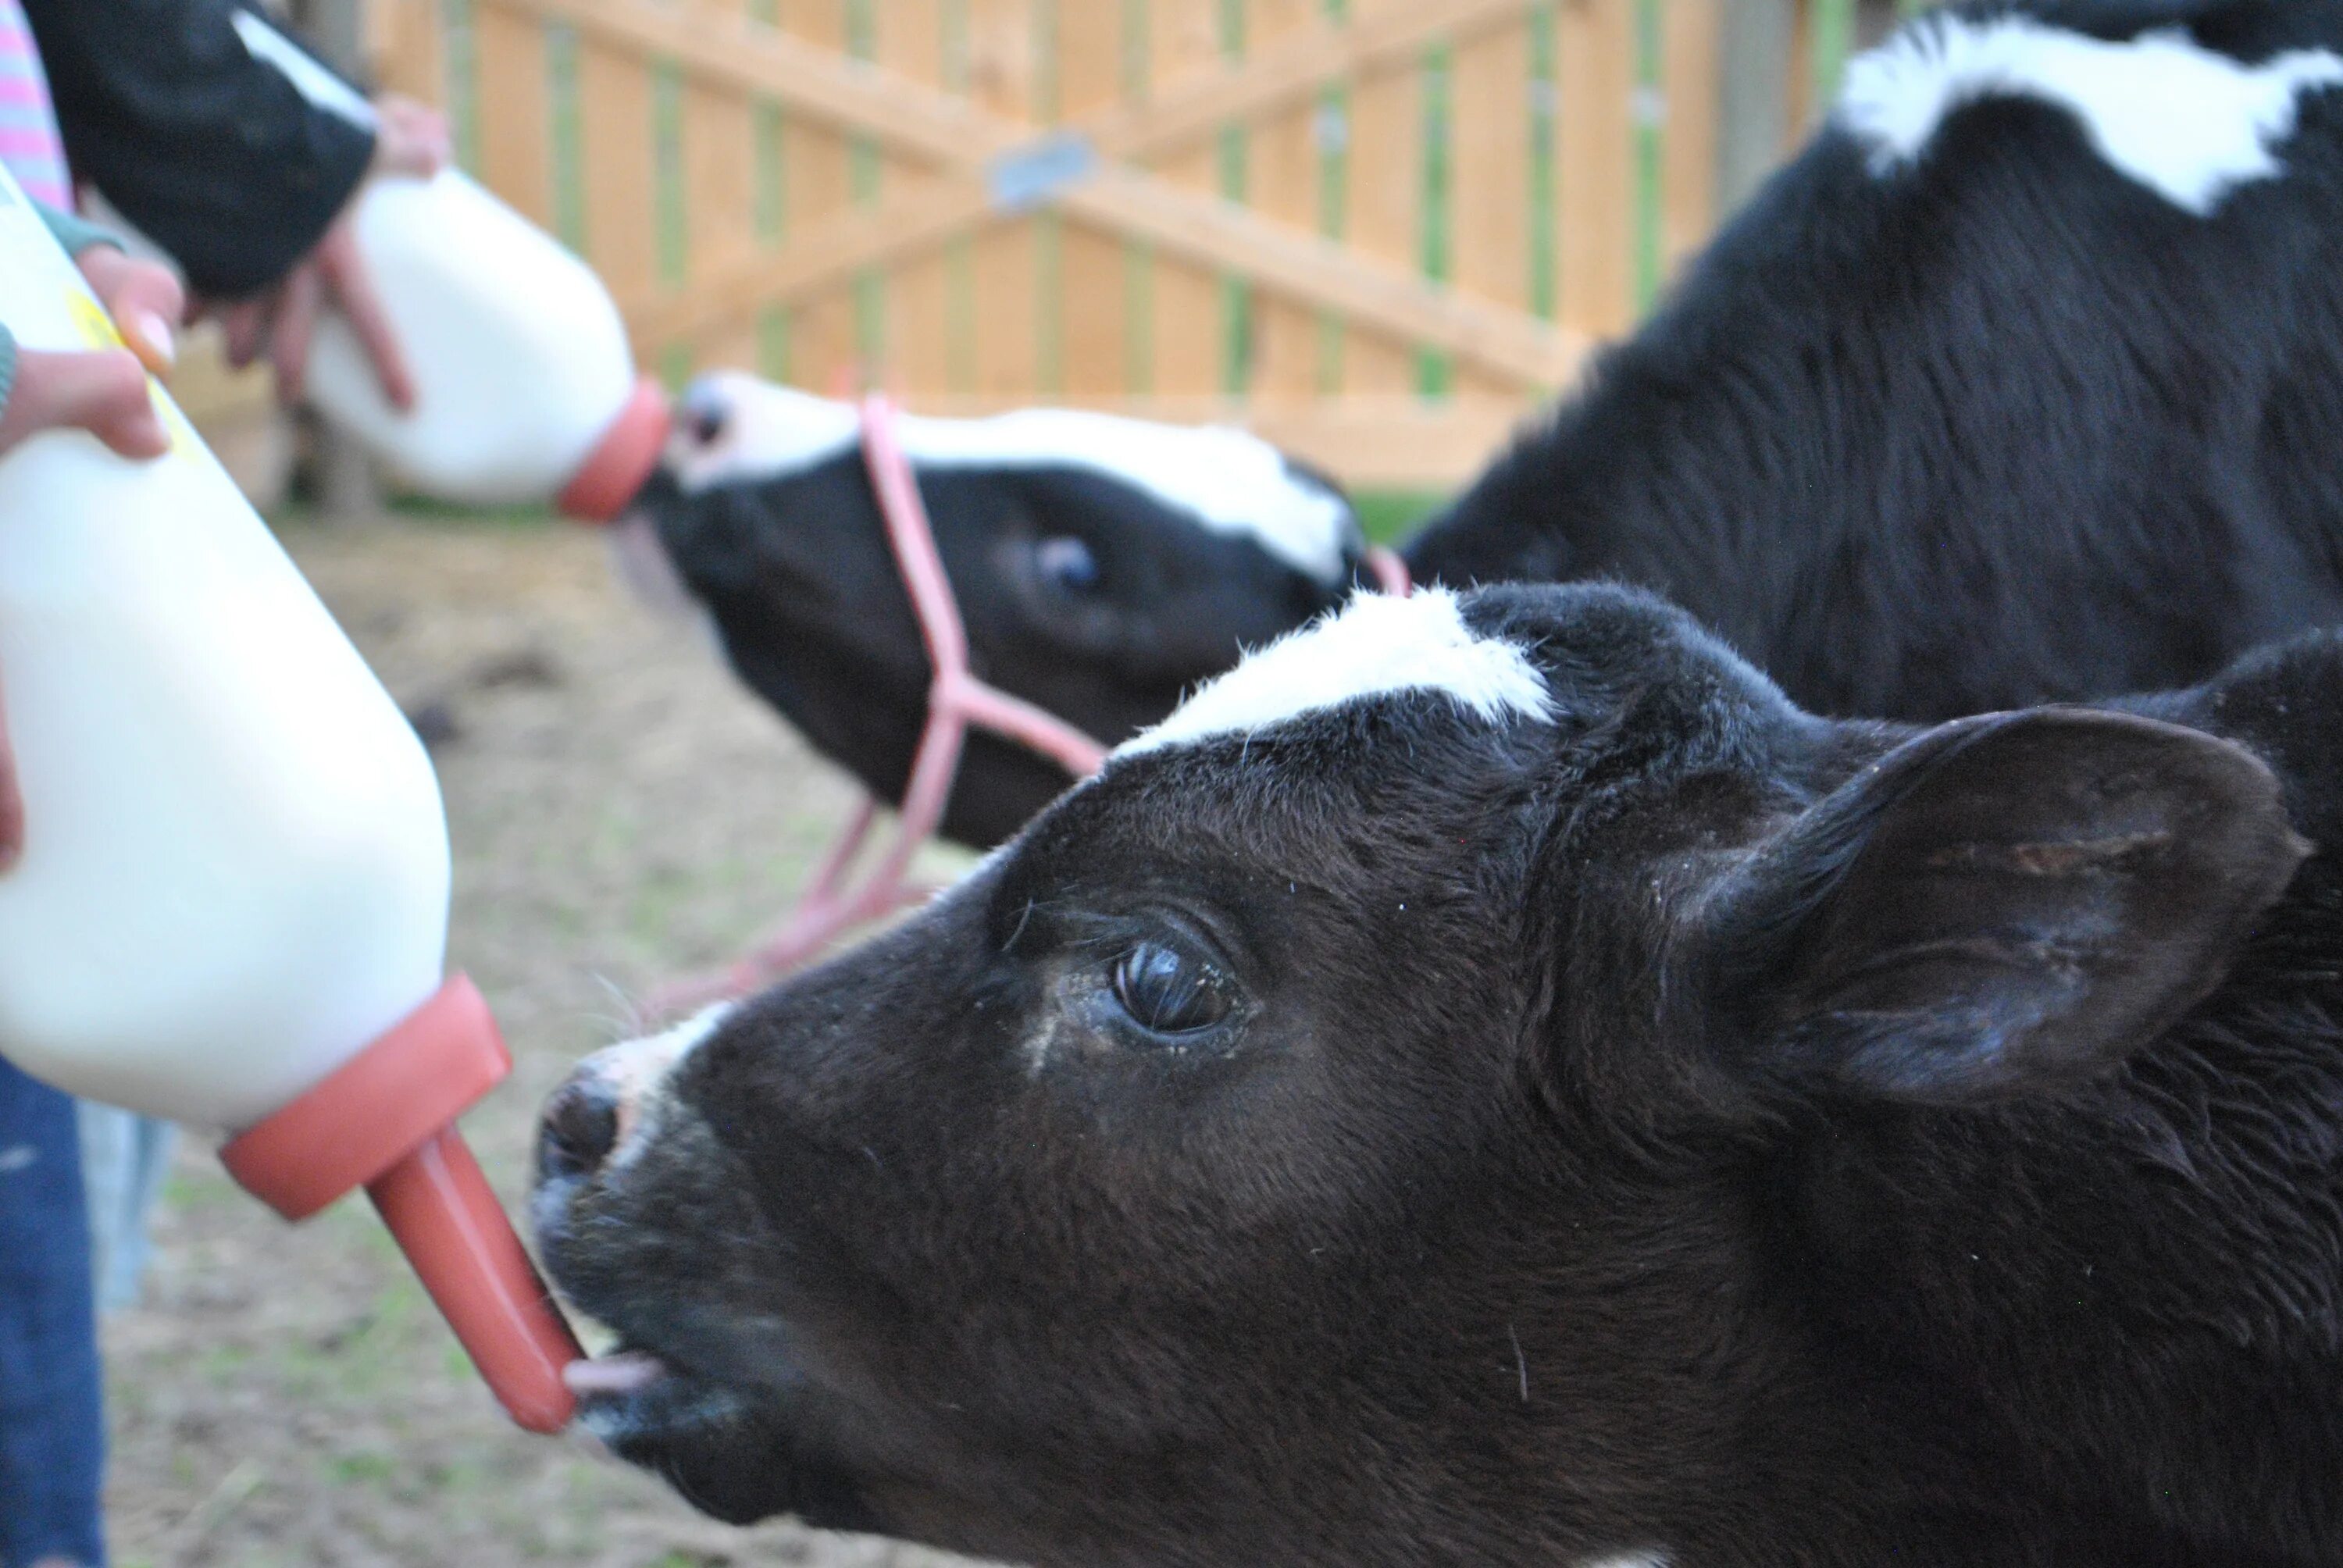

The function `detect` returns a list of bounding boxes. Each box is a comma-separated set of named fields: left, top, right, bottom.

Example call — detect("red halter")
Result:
left=654, top=395, right=1409, bottom=1011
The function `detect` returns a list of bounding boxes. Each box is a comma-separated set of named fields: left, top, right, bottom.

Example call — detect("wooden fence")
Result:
left=367, top=0, right=1888, bottom=486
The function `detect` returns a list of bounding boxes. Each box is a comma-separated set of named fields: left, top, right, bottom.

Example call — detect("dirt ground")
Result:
left=98, top=514, right=987, bottom=1568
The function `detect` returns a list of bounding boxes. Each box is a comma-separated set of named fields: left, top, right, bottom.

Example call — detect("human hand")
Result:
left=76, top=245, right=184, bottom=376
left=215, top=210, right=414, bottom=412
left=0, top=331, right=179, bottom=870
left=0, top=348, right=167, bottom=462
left=205, top=92, right=444, bottom=412
left=372, top=94, right=452, bottom=179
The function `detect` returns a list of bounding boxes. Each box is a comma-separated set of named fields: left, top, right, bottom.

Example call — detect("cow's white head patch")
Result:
left=1838, top=15, right=2343, bottom=216
left=667, top=374, right=1358, bottom=583
left=1120, top=587, right=1552, bottom=756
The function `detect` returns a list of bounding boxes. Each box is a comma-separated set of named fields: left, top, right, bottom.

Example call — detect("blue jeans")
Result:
left=0, top=1057, right=105, bottom=1568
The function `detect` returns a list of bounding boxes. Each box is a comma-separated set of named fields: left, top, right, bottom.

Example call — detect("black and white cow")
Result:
left=629, top=0, right=2343, bottom=846
left=537, top=580, right=2343, bottom=1566
left=624, top=390, right=1363, bottom=846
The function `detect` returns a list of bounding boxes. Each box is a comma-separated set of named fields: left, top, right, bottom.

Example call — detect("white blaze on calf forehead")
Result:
left=1838, top=16, right=2343, bottom=216
left=669, top=374, right=1357, bottom=583
left=1120, top=587, right=1551, bottom=756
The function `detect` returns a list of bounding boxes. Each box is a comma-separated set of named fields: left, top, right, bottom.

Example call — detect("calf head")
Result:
left=622, top=375, right=1364, bottom=846
left=537, top=584, right=2317, bottom=1566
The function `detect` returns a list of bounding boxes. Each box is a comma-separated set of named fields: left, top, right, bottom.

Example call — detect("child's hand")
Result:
left=0, top=246, right=186, bottom=463
left=0, top=250, right=186, bottom=868
left=206, top=91, right=442, bottom=412
left=76, top=245, right=182, bottom=376
left=372, top=94, right=452, bottom=180
left=0, top=348, right=167, bottom=461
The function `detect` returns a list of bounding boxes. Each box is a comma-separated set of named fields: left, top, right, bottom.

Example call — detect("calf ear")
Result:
left=1706, top=710, right=2307, bottom=1103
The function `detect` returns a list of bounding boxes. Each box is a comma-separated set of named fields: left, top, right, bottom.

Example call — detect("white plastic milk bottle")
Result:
left=305, top=168, right=668, bottom=519
left=0, top=162, right=580, bottom=1431
left=219, top=10, right=665, bottom=518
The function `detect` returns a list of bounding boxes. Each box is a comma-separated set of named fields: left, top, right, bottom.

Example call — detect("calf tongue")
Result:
left=566, top=1350, right=671, bottom=1396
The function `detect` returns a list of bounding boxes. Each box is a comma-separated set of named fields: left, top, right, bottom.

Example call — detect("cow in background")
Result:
left=628, top=0, right=2343, bottom=845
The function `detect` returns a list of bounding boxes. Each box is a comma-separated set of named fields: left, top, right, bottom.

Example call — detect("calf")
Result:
left=536, top=582, right=2343, bottom=1566
left=632, top=0, right=2343, bottom=846
left=624, top=394, right=1361, bottom=845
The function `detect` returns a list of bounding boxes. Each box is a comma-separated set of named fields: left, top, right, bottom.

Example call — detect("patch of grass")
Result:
left=162, top=1167, right=244, bottom=1213
left=328, top=1451, right=400, bottom=1488
left=276, top=1278, right=430, bottom=1404
left=1352, top=489, right=1450, bottom=546
left=197, top=1342, right=255, bottom=1388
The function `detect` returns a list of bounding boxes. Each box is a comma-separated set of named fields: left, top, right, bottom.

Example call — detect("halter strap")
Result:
left=656, top=397, right=1407, bottom=1010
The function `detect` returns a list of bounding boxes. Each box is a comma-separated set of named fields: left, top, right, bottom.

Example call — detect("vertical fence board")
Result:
left=574, top=28, right=658, bottom=333
left=967, top=0, right=1040, bottom=398
left=775, top=0, right=855, bottom=391
left=683, top=0, right=758, bottom=372
left=1449, top=20, right=1529, bottom=401
left=1247, top=0, right=1324, bottom=404
left=473, top=5, right=551, bottom=227
left=884, top=0, right=954, bottom=401
left=1558, top=0, right=1635, bottom=338
left=1338, top=0, right=1421, bottom=395
left=376, top=0, right=446, bottom=105
left=1144, top=0, right=1224, bottom=398
left=1058, top=1, right=1131, bottom=399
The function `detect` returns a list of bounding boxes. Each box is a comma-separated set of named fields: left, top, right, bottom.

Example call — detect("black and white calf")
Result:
left=537, top=580, right=2343, bottom=1567
left=622, top=387, right=1362, bottom=846
left=631, top=0, right=2343, bottom=846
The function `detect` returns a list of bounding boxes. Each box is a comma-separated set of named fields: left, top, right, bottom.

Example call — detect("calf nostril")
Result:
left=682, top=380, right=729, bottom=447
left=538, top=1077, right=622, bottom=1183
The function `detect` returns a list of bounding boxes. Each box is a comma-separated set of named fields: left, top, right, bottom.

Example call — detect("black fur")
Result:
left=1412, top=0, right=2343, bottom=722
left=537, top=581, right=2343, bottom=1566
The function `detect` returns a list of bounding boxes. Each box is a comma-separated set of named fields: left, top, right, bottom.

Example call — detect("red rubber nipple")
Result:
left=558, top=377, right=671, bottom=524
left=219, top=974, right=583, bottom=1433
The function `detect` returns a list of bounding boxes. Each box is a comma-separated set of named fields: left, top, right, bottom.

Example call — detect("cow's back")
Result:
left=1410, top=0, right=2343, bottom=725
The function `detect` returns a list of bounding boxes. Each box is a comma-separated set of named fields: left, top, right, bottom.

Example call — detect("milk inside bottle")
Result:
left=0, top=162, right=580, bottom=1431
left=303, top=167, right=669, bottom=519
left=226, top=8, right=668, bottom=519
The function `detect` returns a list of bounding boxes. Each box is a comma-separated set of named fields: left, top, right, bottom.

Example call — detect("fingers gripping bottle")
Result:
left=223, top=10, right=666, bottom=519
left=0, top=163, right=581, bottom=1431
left=303, top=168, right=669, bottom=521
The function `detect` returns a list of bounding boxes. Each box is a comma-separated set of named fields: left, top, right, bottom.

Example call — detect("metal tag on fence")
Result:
left=986, top=134, right=1100, bottom=214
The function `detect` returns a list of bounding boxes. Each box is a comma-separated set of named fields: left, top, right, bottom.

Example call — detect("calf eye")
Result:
left=681, top=382, right=729, bottom=447
left=1111, top=941, right=1234, bottom=1035
left=1036, top=536, right=1100, bottom=595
